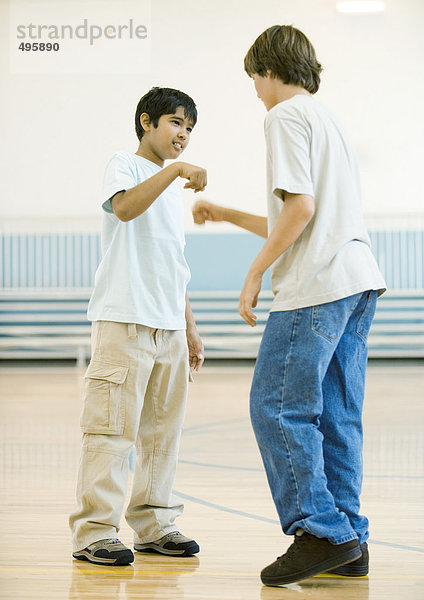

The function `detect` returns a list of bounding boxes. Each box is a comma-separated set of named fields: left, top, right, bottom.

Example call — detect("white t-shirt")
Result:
left=87, top=151, right=190, bottom=329
left=264, top=95, right=386, bottom=312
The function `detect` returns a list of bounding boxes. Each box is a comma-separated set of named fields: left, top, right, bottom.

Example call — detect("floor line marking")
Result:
left=178, top=459, right=424, bottom=479
left=173, top=490, right=279, bottom=525
left=178, top=459, right=262, bottom=472
left=0, top=567, right=423, bottom=580
left=173, top=490, right=424, bottom=554
left=182, top=418, right=246, bottom=436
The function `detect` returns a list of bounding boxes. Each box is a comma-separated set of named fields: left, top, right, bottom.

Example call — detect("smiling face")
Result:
left=138, top=105, right=194, bottom=166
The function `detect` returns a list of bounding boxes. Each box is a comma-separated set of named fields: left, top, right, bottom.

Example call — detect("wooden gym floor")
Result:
left=0, top=361, right=423, bottom=600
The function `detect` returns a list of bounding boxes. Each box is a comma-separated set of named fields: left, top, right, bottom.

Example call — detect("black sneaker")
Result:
left=72, top=538, right=134, bottom=566
left=261, top=530, right=361, bottom=586
left=327, top=542, right=369, bottom=576
left=134, top=531, right=200, bottom=557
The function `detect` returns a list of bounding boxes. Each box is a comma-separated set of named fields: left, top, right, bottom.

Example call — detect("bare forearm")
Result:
left=185, top=293, right=196, bottom=330
left=249, top=195, right=314, bottom=276
left=185, top=293, right=204, bottom=371
left=112, top=163, right=180, bottom=222
left=223, top=208, right=267, bottom=238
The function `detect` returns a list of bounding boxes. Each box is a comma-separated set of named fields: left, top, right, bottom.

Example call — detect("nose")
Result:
left=178, top=128, right=188, bottom=140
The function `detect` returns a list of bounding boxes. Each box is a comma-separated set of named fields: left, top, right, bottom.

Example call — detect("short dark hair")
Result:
left=135, top=87, right=197, bottom=141
left=244, top=25, right=323, bottom=94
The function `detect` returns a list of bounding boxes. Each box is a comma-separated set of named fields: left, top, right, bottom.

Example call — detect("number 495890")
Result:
left=18, top=43, right=60, bottom=51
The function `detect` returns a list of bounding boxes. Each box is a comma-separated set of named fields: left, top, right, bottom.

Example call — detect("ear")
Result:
left=139, top=112, right=151, bottom=133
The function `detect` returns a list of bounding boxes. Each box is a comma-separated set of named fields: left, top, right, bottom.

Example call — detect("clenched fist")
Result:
left=192, top=200, right=226, bottom=225
left=176, top=162, right=207, bottom=193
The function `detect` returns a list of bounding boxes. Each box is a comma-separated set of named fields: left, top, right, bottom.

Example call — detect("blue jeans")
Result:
left=250, top=290, right=377, bottom=545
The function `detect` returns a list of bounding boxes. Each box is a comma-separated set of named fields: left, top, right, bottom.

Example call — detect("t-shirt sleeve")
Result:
left=102, top=152, right=137, bottom=213
left=266, top=114, right=314, bottom=200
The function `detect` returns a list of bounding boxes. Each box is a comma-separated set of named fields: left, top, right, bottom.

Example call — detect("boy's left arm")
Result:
left=185, top=293, right=205, bottom=372
left=239, top=192, right=315, bottom=326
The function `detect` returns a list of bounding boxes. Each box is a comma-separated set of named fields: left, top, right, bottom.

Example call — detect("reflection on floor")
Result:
left=0, top=361, right=423, bottom=600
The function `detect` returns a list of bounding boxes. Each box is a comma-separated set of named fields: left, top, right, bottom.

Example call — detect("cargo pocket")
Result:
left=80, top=359, right=129, bottom=435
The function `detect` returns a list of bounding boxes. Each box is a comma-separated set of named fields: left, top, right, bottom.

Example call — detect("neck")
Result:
left=269, top=82, right=311, bottom=109
left=135, top=141, right=164, bottom=167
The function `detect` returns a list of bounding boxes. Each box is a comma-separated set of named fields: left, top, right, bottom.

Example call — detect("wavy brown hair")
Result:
left=244, top=25, right=323, bottom=94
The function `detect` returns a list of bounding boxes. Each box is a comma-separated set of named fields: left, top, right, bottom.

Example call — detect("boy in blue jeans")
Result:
left=70, top=87, right=205, bottom=566
left=193, top=25, right=386, bottom=585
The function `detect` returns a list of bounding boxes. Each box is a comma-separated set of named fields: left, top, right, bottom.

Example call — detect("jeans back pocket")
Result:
left=311, top=303, right=345, bottom=343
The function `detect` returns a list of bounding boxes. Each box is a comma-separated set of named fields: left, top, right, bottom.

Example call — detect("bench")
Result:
left=0, top=289, right=423, bottom=364
left=0, top=290, right=92, bottom=366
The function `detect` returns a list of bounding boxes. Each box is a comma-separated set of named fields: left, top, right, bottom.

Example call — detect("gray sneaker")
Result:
left=73, top=538, right=134, bottom=566
left=134, top=531, right=200, bottom=556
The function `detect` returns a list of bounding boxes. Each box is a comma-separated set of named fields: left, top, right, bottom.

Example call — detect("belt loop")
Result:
left=128, top=323, right=138, bottom=339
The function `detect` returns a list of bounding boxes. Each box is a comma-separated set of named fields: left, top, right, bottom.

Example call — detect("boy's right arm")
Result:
left=112, top=162, right=206, bottom=222
left=192, top=200, right=267, bottom=238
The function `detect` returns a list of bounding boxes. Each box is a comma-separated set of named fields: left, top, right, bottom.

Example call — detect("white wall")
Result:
left=1, top=0, right=423, bottom=233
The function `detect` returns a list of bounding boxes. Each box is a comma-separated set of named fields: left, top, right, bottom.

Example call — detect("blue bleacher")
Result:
left=0, top=289, right=422, bottom=364
left=0, top=230, right=423, bottom=363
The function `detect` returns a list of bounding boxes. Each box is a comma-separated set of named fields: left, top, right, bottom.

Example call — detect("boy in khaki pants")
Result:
left=70, top=87, right=205, bottom=566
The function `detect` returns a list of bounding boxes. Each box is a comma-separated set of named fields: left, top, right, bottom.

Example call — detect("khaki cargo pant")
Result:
left=69, top=320, right=189, bottom=552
